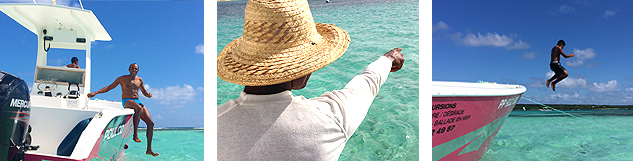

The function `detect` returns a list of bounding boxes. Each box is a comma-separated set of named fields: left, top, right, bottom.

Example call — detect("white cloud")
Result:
left=144, top=84, right=201, bottom=108
left=557, top=77, right=588, bottom=88
left=549, top=92, right=579, bottom=100
left=559, top=5, right=575, bottom=14
left=433, top=21, right=450, bottom=32
left=155, top=114, right=164, bottom=120
left=506, top=40, right=530, bottom=50
left=603, top=10, right=616, bottom=19
left=456, top=32, right=529, bottom=50
left=49, top=58, right=65, bottom=66
left=590, top=80, right=618, bottom=92
left=566, top=48, right=596, bottom=67
left=195, top=44, right=204, bottom=54
left=462, top=33, right=512, bottom=47
left=523, top=52, right=536, bottom=59
left=543, top=71, right=619, bottom=93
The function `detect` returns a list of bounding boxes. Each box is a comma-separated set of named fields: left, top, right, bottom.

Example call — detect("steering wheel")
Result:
left=37, top=80, right=58, bottom=91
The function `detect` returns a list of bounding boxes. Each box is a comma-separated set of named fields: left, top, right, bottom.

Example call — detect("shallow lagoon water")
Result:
left=121, top=129, right=204, bottom=161
left=217, top=0, right=419, bottom=160
left=482, top=110, right=633, bottom=161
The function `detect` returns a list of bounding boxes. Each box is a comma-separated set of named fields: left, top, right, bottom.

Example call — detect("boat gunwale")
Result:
left=433, top=81, right=527, bottom=97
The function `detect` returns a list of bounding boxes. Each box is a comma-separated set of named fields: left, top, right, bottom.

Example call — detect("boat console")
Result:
left=33, top=66, right=86, bottom=99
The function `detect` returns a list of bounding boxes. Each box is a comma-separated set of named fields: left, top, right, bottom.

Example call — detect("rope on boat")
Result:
left=83, top=96, right=89, bottom=110
left=522, top=97, right=609, bottom=130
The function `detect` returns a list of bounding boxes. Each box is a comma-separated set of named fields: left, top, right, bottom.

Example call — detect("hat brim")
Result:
left=218, top=23, right=350, bottom=86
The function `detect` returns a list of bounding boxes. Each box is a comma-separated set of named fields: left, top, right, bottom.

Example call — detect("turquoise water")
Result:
left=482, top=110, right=633, bottom=161
left=120, top=129, right=203, bottom=161
left=217, top=0, right=419, bottom=160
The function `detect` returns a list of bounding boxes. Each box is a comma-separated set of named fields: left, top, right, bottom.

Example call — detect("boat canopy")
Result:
left=0, top=3, right=111, bottom=45
left=0, top=3, right=111, bottom=95
left=433, top=81, right=527, bottom=97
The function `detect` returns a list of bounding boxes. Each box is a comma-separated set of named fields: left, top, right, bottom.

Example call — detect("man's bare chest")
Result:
left=123, top=78, right=141, bottom=89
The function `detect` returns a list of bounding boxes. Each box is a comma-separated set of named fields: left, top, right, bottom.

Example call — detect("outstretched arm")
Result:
left=559, top=47, right=575, bottom=58
left=87, top=77, right=121, bottom=98
left=139, top=78, right=152, bottom=98
left=313, top=48, right=405, bottom=135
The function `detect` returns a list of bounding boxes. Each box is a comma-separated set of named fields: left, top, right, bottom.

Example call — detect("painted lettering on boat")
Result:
left=433, top=114, right=471, bottom=126
left=104, top=124, right=125, bottom=140
left=497, top=96, right=520, bottom=109
left=432, top=102, right=472, bottom=136
left=433, top=114, right=471, bottom=136
left=433, top=125, right=455, bottom=136
left=10, top=98, right=30, bottom=108
left=432, top=103, right=457, bottom=110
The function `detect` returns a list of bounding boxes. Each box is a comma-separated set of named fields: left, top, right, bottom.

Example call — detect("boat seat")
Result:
left=66, top=83, right=80, bottom=99
left=56, top=118, right=92, bottom=156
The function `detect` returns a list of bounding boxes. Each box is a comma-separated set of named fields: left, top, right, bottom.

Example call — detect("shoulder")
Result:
left=116, top=75, right=131, bottom=81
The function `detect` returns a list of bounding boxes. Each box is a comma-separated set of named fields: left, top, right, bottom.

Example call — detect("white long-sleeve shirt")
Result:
left=217, top=56, right=392, bottom=160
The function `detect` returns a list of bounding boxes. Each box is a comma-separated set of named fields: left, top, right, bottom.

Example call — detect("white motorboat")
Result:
left=432, top=81, right=526, bottom=161
left=0, top=3, right=135, bottom=161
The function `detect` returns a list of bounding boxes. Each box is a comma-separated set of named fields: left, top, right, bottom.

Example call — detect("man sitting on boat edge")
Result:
left=87, top=63, right=159, bottom=157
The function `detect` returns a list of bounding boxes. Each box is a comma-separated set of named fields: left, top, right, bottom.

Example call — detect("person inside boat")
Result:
left=216, top=0, right=404, bottom=160
left=66, top=57, right=80, bottom=68
left=546, top=40, right=575, bottom=91
left=86, top=63, right=159, bottom=157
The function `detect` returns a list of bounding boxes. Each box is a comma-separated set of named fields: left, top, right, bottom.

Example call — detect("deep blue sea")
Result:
left=217, top=0, right=419, bottom=160
left=482, top=109, right=633, bottom=161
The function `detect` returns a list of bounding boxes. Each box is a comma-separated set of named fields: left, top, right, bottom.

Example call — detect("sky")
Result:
left=0, top=0, right=204, bottom=127
left=433, top=0, right=633, bottom=105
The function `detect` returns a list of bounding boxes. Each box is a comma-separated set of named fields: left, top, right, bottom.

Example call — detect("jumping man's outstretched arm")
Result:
left=558, top=47, right=575, bottom=58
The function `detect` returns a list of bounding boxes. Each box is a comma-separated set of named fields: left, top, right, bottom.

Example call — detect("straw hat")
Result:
left=217, top=0, right=350, bottom=86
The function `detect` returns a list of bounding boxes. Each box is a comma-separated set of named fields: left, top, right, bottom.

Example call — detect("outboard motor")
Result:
left=0, top=71, right=31, bottom=161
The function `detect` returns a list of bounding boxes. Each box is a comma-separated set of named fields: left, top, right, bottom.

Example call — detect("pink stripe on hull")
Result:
left=432, top=94, right=521, bottom=161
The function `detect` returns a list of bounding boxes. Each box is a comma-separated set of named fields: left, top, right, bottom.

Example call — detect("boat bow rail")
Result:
left=433, top=81, right=526, bottom=97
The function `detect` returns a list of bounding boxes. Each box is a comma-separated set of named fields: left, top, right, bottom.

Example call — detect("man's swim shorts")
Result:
left=550, top=61, right=566, bottom=75
left=122, top=98, right=143, bottom=107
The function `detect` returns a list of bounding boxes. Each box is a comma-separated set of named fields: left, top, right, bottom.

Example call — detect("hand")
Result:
left=570, top=52, right=575, bottom=57
left=148, top=93, right=153, bottom=98
left=87, top=92, right=96, bottom=98
left=383, top=48, right=405, bottom=72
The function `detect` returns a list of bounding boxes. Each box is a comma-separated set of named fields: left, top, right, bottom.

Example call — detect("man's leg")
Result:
left=139, top=105, right=159, bottom=156
left=547, top=75, right=557, bottom=88
left=551, top=70, right=569, bottom=91
left=124, top=100, right=142, bottom=142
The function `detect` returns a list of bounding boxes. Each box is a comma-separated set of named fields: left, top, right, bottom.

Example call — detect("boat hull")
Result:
left=432, top=81, right=525, bottom=161
left=24, top=99, right=134, bottom=161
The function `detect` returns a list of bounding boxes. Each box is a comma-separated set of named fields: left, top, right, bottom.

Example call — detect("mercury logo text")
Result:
left=10, top=98, right=30, bottom=108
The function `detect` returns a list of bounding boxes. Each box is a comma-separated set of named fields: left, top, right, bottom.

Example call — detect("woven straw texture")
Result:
left=218, top=0, right=351, bottom=86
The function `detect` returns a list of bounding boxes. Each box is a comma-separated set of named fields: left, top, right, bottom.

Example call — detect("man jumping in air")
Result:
left=546, top=40, right=575, bottom=91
